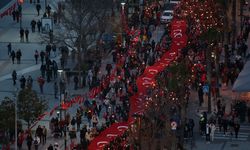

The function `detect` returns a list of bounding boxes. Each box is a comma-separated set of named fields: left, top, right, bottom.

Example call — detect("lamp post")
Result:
left=58, top=69, right=63, bottom=120
left=121, top=1, right=126, bottom=48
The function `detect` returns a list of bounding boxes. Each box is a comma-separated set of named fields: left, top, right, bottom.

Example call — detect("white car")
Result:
left=160, top=10, right=173, bottom=24
left=169, top=0, right=181, bottom=4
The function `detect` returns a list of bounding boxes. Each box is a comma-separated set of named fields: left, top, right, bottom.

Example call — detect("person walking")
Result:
left=7, top=43, right=12, bottom=56
left=37, top=20, right=42, bottom=32
left=222, top=115, right=228, bottom=135
left=42, top=126, right=47, bottom=144
left=19, top=75, right=26, bottom=89
left=210, top=122, right=216, bottom=142
left=40, top=64, right=46, bottom=78
left=46, top=44, right=52, bottom=57
left=26, top=133, right=33, bottom=150
left=10, top=50, right=16, bottom=64
left=40, top=50, right=45, bottom=64
left=25, top=28, right=29, bottom=42
left=205, top=123, right=211, bottom=143
left=188, top=118, right=195, bottom=137
left=46, top=5, right=51, bottom=16
left=52, top=44, right=57, bottom=57
left=16, top=49, right=22, bottom=64
left=20, top=27, right=24, bottom=42
left=36, top=3, right=41, bottom=16
left=34, top=50, right=39, bottom=64
left=12, top=70, right=17, bottom=85
left=30, top=19, right=36, bottom=32
left=234, top=122, right=240, bottom=138
left=37, top=76, right=45, bottom=94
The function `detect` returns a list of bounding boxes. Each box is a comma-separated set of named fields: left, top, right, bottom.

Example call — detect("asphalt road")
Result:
left=0, top=0, right=13, bottom=9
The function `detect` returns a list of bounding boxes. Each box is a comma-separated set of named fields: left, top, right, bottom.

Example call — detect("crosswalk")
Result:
left=201, top=124, right=250, bottom=141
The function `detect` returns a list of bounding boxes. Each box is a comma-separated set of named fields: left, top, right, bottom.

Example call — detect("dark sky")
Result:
left=0, top=0, right=13, bottom=10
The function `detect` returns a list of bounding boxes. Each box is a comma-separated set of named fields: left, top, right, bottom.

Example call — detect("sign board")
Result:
left=41, top=18, right=53, bottom=33
left=171, top=121, right=177, bottom=130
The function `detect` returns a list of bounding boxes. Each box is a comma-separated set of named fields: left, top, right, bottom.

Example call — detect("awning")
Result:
left=232, top=60, right=250, bottom=92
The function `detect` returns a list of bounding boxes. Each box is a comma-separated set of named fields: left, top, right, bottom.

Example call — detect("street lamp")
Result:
left=57, top=69, right=63, bottom=120
left=121, top=1, right=126, bottom=48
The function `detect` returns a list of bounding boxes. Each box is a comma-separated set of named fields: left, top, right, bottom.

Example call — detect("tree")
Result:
left=136, top=58, right=191, bottom=149
left=0, top=97, right=15, bottom=144
left=52, top=0, right=113, bottom=71
left=17, top=89, right=48, bottom=128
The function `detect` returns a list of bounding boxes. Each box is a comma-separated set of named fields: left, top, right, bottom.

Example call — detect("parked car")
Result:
left=160, top=10, right=173, bottom=24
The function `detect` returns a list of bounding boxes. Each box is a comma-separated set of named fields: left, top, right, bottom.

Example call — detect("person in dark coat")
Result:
left=20, top=28, right=24, bottom=42
left=12, top=70, right=17, bottom=85
left=37, top=20, right=42, bottom=32
left=31, top=19, right=36, bottom=32
left=26, top=133, right=33, bottom=150
left=36, top=4, right=41, bottom=16
left=7, top=43, right=12, bottom=56
left=234, top=123, right=240, bottom=138
left=10, top=50, right=16, bottom=64
left=16, top=49, right=22, bottom=64
left=35, top=125, right=43, bottom=139
left=19, top=75, right=26, bottom=89
left=25, top=28, right=29, bottom=42
left=40, top=50, right=45, bottom=64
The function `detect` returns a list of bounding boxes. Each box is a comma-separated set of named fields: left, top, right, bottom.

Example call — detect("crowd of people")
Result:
left=16, top=1, right=170, bottom=149
left=7, top=0, right=250, bottom=149
left=196, top=16, right=250, bottom=143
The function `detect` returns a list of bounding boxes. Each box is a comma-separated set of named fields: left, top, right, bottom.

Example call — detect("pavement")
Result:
left=0, top=0, right=250, bottom=150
